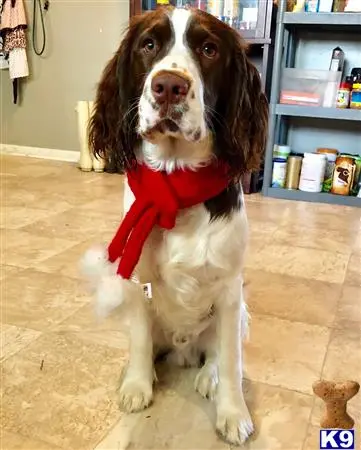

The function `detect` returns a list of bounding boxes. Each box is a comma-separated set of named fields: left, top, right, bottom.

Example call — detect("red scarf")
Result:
left=108, top=161, right=230, bottom=279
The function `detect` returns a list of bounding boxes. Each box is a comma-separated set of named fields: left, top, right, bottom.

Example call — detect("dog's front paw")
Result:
left=118, top=376, right=153, bottom=413
left=216, top=397, right=254, bottom=446
left=194, top=362, right=218, bottom=401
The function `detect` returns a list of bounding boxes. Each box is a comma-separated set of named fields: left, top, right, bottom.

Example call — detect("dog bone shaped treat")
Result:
left=312, top=380, right=360, bottom=429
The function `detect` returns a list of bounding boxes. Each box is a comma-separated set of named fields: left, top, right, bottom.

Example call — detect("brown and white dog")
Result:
left=84, top=7, right=268, bottom=446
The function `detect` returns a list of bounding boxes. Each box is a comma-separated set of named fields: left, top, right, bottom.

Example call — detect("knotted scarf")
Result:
left=108, top=161, right=230, bottom=279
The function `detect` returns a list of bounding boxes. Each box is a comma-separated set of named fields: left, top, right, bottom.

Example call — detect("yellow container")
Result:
left=350, top=83, right=361, bottom=109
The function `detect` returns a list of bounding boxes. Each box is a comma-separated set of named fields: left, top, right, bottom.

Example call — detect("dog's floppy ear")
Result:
left=88, top=17, right=143, bottom=172
left=216, top=32, right=269, bottom=178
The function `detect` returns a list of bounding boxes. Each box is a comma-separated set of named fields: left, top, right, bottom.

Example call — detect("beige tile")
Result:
left=1, top=324, right=41, bottom=362
left=1, top=229, right=78, bottom=268
left=248, top=219, right=278, bottom=243
left=353, top=232, right=361, bottom=255
left=77, top=195, right=124, bottom=217
left=333, top=285, right=361, bottom=330
left=53, top=303, right=130, bottom=350
left=311, top=327, right=361, bottom=430
left=1, top=331, right=126, bottom=450
left=246, top=201, right=291, bottom=224
left=322, top=328, right=361, bottom=422
left=302, top=425, right=320, bottom=450
left=345, top=254, right=361, bottom=287
left=0, top=265, right=23, bottom=281
left=1, top=206, right=61, bottom=229
left=1, top=157, right=76, bottom=178
left=281, top=202, right=361, bottom=232
left=273, top=224, right=357, bottom=254
left=54, top=303, right=128, bottom=334
left=1, top=174, right=55, bottom=193
left=2, top=187, right=73, bottom=212
left=245, top=244, right=349, bottom=284
left=245, top=269, right=341, bottom=327
left=96, top=370, right=312, bottom=450
left=3, top=269, right=90, bottom=331
left=1, top=154, right=70, bottom=170
left=0, top=430, right=61, bottom=450
left=40, top=175, right=122, bottom=204
left=21, top=208, right=120, bottom=242
left=35, top=239, right=102, bottom=280
left=244, top=315, right=330, bottom=394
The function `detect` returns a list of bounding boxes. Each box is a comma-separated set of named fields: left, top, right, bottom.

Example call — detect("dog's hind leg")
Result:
left=194, top=324, right=219, bottom=401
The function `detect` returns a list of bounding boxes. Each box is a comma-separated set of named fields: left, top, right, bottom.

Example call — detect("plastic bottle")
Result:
left=350, top=82, right=361, bottom=109
left=305, top=0, right=319, bottom=12
left=299, top=153, right=327, bottom=193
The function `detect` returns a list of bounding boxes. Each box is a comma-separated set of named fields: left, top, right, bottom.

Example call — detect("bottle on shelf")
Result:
left=299, top=153, right=327, bottom=193
left=336, top=81, right=351, bottom=109
left=350, top=78, right=361, bottom=110
left=331, top=156, right=356, bottom=196
left=304, top=0, right=319, bottom=12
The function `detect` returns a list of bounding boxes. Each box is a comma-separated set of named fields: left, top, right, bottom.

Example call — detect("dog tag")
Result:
left=142, top=283, right=152, bottom=300
left=130, top=274, right=152, bottom=301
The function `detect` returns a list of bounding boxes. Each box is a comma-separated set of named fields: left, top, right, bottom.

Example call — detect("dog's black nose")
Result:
left=151, top=72, right=190, bottom=106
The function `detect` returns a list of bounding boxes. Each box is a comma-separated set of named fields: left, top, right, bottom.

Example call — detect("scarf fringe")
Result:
left=81, top=245, right=143, bottom=318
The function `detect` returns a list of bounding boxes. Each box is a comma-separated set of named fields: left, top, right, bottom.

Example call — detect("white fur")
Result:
left=81, top=245, right=112, bottom=282
left=138, top=8, right=207, bottom=150
left=81, top=246, right=139, bottom=318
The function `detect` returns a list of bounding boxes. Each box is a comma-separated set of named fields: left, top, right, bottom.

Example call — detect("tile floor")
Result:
left=1, top=155, right=360, bottom=450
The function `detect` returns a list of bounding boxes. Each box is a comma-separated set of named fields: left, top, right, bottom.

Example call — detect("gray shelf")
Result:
left=284, top=12, right=361, bottom=31
left=274, top=104, right=361, bottom=121
left=265, top=187, right=361, bottom=207
left=262, top=0, right=361, bottom=207
left=245, top=38, right=272, bottom=45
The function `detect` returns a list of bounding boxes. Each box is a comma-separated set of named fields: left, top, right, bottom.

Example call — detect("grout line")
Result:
left=300, top=322, right=335, bottom=450
left=247, top=310, right=334, bottom=330
left=301, top=394, right=317, bottom=450
left=243, top=377, right=313, bottom=398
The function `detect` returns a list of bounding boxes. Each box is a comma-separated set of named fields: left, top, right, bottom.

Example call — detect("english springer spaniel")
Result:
left=86, top=7, right=268, bottom=446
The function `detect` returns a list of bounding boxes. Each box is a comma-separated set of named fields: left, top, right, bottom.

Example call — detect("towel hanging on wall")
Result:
left=0, top=0, right=29, bottom=104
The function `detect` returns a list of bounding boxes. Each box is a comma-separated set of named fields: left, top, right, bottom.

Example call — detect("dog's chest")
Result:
left=123, top=178, right=248, bottom=332
left=138, top=204, right=247, bottom=333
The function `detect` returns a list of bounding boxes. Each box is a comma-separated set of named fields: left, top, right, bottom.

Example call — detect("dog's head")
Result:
left=89, top=7, right=268, bottom=176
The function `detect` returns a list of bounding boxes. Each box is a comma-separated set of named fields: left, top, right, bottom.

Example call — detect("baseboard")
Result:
left=0, top=144, right=79, bottom=163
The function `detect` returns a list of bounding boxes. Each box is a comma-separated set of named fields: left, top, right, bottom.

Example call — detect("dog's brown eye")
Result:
left=142, top=38, right=156, bottom=53
left=201, top=42, right=218, bottom=59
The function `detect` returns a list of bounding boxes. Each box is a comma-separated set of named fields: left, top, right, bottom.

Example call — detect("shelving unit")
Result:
left=283, top=11, right=361, bottom=29
left=274, top=105, right=361, bottom=121
left=267, top=188, right=361, bottom=207
left=263, top=0, right=361, bottom=207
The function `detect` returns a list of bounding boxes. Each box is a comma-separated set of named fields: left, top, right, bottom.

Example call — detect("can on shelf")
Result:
left=299, top=153, right=327, bottom=193
left=272, top=157, right=287, bottom=188
left=336, top=82, right=351, bottom=109
left=316, top=148, right=338, bottom=192
left=285, top=155, right=303, bottom=190
left=223, top=0, right=239, bottom=26
left=331, top=155, right=356, bottom=196
left=195, top=0, right=207, bottom=10
left=207, top=0, right=224, bottom=19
